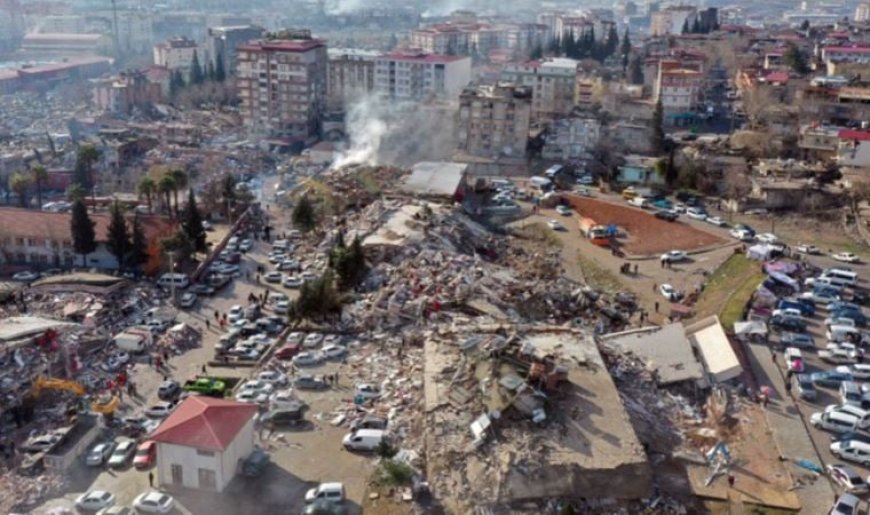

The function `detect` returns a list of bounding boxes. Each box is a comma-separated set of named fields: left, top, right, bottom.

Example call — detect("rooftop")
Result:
left=379, top=51, right=467, bottom=63
left=239, top=38, right=326, bottom=52
left=0, top=316, right=78, bottom=345
left=600, top=324, right=705, bottom=386
left=150, top=396, right=257, bottom=452
left=401, top=161, right=467, bottom=198
left=0, top=208, right=171, bottom=243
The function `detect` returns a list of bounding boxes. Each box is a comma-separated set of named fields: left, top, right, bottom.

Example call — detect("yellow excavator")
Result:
left=31, top=377, right=119, bottom=415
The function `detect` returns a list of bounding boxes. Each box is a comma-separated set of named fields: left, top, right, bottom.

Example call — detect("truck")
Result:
left=578, top=217, right=612, bottom=246
left=113, top=327, right=153, bottom=353
left=183, top=377, right=226, bottom=396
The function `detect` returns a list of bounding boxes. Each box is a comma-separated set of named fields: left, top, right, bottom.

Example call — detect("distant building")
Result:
left=838, top=129, right=870, bottom=168
left=39, top=15, right=87, bottom=34
left=0, top=57, right=112, bottom=94
left=857, top=3, right=870, bottom=22
left=153, top=37, right=201, bottom=78
left=21, top=33, right=111, bottom=54
left=374, top=51, right=472, bottom=101
left=541, top=117, right=601, bottom=161
left=410, top=22, right=550, bottom=57
left=458, top=83, right=531, bottom=158
left=236, top=34, right=328, bottom=142
left=655, top=65, right=703, bottom=126
left=327, top=48, right=379, bottom=110
left=206, top=25, right=264, bottom=77
left=650, top=6, right=697, bottom=36
left=92, top=71, right=162, bottom=115
left=617, top=155, right=663, bottom=185
left=502, top=58, right=578, bottom=120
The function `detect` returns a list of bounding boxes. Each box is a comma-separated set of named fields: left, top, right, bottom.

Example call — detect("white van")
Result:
left=528, top=176, right=552, bottom=190
left=272, top=239, right=290, bottom=252
left=341, top=429, right=386, bottom=451
left=157, top=273, right=189, bottom=289
left=826, top=403, right=870, bottom=428
left=840, top=382, right=870, bottom=411
left=544, top=165, right=563, bottom=179
left=823, top=268, right=858, bottom=287
left=628, top=197, right=649, bottom=208
left=828, top=325, right=861, bottom=343
left=831, top=439, right=870, bottom=466
left=810, top=410, right=860, bottom=433
left=304, top=482, right=345, bottom=504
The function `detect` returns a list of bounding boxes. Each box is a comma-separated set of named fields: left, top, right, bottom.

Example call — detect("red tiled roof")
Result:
left=149, top=396, right=257, bottom=452
left=839, top=129, right=870, bottom=141
left=763, top=71, right=790, bottom=83
left=0, top=207, right=172, bottom=243
left=825, top=46, right=870, bottom=54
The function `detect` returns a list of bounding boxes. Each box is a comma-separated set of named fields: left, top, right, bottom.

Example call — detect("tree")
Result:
left=181, top=189, right=207, bottom=253
left=620, top=28, right=631, bottom=70
left=66, top=183, right=85, bottom=203
left=74, top=144, right=99, bottom=190
left=605, top=24, right=619, bottom=58
left=784, top=43, right=810, bottom=74
left=682, top=18, right=690, bottom=34
left=30, top=164, right=47, bottom=209
left=214, top=53, right=226, bottom=82
left=330, top=234, right=367, bottom=290
left=691, top=18, right=701, bottom=34
left=170, top=70, right=185, bottom=97
left=292, top=195, right=317, bottom=232
left=289, top=270, right=344, bottom=323
left=629, top=57, right=644, bottom=85
left=160, top=229, right=193, bottom=266
left=70, top=199, right=96, bottom=267
left=9, top=172, right=30, bottom=208
left=127, top=214, right=148, bottom=269
left=190, top=50, right=204, bottom=85
left=221, top=175, right=237, bottom=219
left=137, top=176, right=156, bottom=213
left=168, top=169, right=188, bottom=217
left=388, top=33, right=398, bottom=50
left=652, top=98, right=665, bottom=154
left=530, top=43, right=544, bottom=60
left=800, top=19, right=810, bottom=31
left=106, top=200, right=130, bottom=271
left=157, top=174, right=176, bottom=216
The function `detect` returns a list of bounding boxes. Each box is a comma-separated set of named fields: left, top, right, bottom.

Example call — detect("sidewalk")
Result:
left=743, top=339, right=835, bottom=514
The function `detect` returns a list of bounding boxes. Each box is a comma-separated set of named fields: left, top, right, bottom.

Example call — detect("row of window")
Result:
left=3, top=238, right=72, bottom=248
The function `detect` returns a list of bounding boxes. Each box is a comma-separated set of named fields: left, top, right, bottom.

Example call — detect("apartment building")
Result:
left=207, top=25, right=264, bottom=77
left=541, top=117, right=601, bottom=160
left=153, top=37, right=201, bottom=76
left=651, top=6, right=697, bottom=36
left=92, top=71, right=162, bottom=115
left=236, top=36, right=328, bottom=141
left=327, top=48, right=379, bottom=110
left=656, top=66, right=703, bottom=125
left=374, top=51, right=471, bottom=101
left=410, top=22, right=550, bottom=57
left=502, top=58, right=578, bottom=120
left=857, top=3, right=870, bottom=22
left=458, top=83, right=532, bottom=158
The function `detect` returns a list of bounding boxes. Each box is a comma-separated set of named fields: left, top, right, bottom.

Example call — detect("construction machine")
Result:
left=31, top=377, right=119, bottom=415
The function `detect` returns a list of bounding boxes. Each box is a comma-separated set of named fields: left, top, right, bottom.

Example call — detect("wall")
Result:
left=157, top=442, right=226, bottom=491
left=219, top=418, right=255, bottom=489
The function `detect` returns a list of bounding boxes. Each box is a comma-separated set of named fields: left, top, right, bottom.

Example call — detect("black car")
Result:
left=832, top=431, right=870, bottom=444
left=769, top=315, right=807, bottom=333
left=655, top=210, right=678, bottom=222
left=157, top=380, right=181, bottom=401
left=261, top=405, right=305, bottom=428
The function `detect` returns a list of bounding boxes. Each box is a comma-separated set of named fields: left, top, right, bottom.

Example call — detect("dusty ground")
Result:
left=563, top=195, right=727, bottom=256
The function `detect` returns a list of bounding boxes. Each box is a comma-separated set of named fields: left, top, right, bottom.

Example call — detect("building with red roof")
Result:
left=150, top=396, right=257, bottom=491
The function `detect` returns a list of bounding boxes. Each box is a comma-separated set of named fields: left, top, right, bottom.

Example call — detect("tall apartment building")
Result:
left=857, top=3, right=870, bottom=22
left=153, top=37, right=201, bottom=78
left=650, top=6, right=697, bottom=36
left=92, top=70, right=162, bottom=115
left=207, top=25, right=264, bottom=77
left=502, top=57, right=578, bottom=120
left=374, top=51, right=472, bottom=101
left=236, top=35, right=328, bottom=141
left=458, top=83, right=532, bottom=158
left=656, top=66, right=703, bottom=125
left=410, top=22, right=550, bottom=57
left=327, top=48, right=379, bottom=110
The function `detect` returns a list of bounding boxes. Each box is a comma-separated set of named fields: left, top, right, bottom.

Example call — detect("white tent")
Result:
left=734, top=320, right=768, bottom=336
left=746, top=244, right=773, bottom=261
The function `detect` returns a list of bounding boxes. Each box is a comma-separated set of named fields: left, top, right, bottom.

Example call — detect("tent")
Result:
left=734, top=320, right=768, bottom=337
left=747, top=244, right=773, bottom=261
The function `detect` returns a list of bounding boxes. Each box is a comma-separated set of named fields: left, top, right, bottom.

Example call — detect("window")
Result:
left=170, top=464, right=183, bottom=484
left=196, top=449, right=215, bottom=457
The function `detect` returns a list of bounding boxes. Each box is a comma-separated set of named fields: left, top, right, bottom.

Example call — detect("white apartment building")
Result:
left=458, top=83, right=532, bottom=158
left=374, top=51, right=472, bottom=101
left=651, top=7, right=698, bottom=36
left=153, top=37, right=201, bottom=75
left=502, top=57, right=579, bottom=119
left=541, top=117, right=602, bottom=160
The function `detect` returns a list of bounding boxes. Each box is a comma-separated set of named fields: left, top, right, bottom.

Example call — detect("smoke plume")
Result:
left=331, top=94, right=457, bottom=169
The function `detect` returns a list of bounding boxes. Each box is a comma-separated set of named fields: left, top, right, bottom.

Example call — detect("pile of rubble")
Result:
left=0, top=469, right=68, bottom=513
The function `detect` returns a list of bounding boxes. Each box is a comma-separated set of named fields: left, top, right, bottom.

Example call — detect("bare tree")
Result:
left=723, top=170, right=752, bottom=199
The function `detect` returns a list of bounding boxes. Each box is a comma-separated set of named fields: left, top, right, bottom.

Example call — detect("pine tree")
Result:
left=214, top=54, right=226, bottom=82
left=170, top=70, right=185, bottom=97
left=691, top=18, right=701, bottom=34
left=181, top=189, right=207, bottom=253
left=106, top=200, right=130, bottom=271
left=606, top=24, right=619, bottom=58
left=292, top=195, right=316, bottom=232
left=70, top=198, right=96, bottom=267
left=563, top=31, right=576, bottom=58
left=621, top=28, right=631, bottom=70
left=74, top=144, right=98, bottom=190
left=630, top=57, right=644, bottom=85
left=127, top=214, right=148, bottom=269
left=530, top=43, right=544, bottom=59
left=682, top=18, right=690, bottom=34
left=784, top=43, right=810, bottom=74
left=547, top=37, right=560, bottom=54
left=190, top=50, right=204, bottom=85
left=652, top=98, right=665, bottom=154
left=206, top=60, right=215, bottom=81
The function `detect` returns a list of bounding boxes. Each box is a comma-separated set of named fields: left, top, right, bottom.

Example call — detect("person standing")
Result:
left=727, top=474, right=735, bottom=488
left=149, top=471, right=154, bottom=487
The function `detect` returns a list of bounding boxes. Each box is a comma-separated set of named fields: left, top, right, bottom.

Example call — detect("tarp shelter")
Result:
left=764, top=260, right=800, bottom=276
left=685, top=315, right=743, bottom=383
left=768, top=271, right=800, bottom=292
left=746, top=244, right=773, bottom=261
left=753, top=286, right=778, bottom=308
left=734, top=320, right=768, bottom=337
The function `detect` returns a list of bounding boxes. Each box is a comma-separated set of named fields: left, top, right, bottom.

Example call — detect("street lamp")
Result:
left=166, top=250, right=176, bottom=306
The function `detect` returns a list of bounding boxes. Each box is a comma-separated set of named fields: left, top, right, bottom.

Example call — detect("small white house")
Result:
left=149, top=396, right=257, bottom=492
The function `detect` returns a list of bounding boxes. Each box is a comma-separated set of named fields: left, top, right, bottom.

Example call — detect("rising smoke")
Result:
left=331, top=94, right=457, bottom=169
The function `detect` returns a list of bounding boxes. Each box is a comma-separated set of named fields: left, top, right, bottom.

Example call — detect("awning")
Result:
left=734, top=320, right=768, bottom=336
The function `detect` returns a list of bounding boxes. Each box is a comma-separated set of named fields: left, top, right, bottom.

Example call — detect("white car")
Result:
left=270, top=389, right=302, bottom=409
left=555, top=205, right=572, bottom=216
left=241, top=380, right=274, bottom=395
left=235, top=389, right=269, bottom=404
left=706, top=216, right=727, bottom=227
left=133, top=491, right=175, bottom=513
left=796, top=243, right=820, bottom=255
left=228, top=305, right=244, bottom=323
left=355, top=384, right=381, bottom=400
left=833, top=252, right=861, bottom=263
left=660, top=250, right=688, bottom=263
left=686, top=208, right=707, bottom=220
left=178, top=292, right=197, bottom=308
left=827, top=464, right=868, bottom=493
left=258, top=370, right=289, bottom=386
left=268, top=253, right=287, bottom=264
left=292, top=351, right=323, bottom=367
left=831, top=493, right=861, bottom=515
left=273, top=300, right=290, bottom=314
left=756, top=233, right=778, bottom=244
left=271, top=292, right=289, bottom=304
left=145, top=402, right=176, bottom=419
left=231, top=346, right=260, bottom=360
left=76, top=490, right=116, bottom=511
left=239, top=239, right=253, bottom=252
left=12, top=271, right=39, bottom=282
left=287, top=332, right=305, bottom=345
left=547, top=219, right=565, bottom=231
left=201, top=220, right=213, bottom=231
left=265, top=271, right=283, bottom=283
left=304, top=332, right=324, bottom=348
left=277, top=259, right=301, bottom=271
left=659, top=284, right=683, bottom=301
left=322, top=344, right=347, bottom=360
left=283, top=275, right=304, bottom=288
left=86, top=442, right=115, bottom=466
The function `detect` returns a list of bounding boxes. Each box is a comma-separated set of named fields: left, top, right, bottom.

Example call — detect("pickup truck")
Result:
left=183, top=377, right=226, bottom=396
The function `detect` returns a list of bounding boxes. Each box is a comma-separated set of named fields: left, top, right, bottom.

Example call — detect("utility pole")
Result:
left=166, top=250, right=176, bottom=306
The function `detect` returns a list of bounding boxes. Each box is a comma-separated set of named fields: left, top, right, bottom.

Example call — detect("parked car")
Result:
left=838, top=364, right=870, bottom=381
left=295, top=374, right=329, bottom=390
left=189, top=284, right=216, bottom=296
left=794, top=374, right=817, bottom=400
left=756, top=233, right=778, bottom=244
left=304, top=332, right=324, bottom=348
left=157, top=380, right=181, bottom=401
left=258, top=370, right=288, bottom=386
left=107, top=439, right=136, bottom=468
left=350, top=415, right=389, bottom=431
left=240, top=380, right=275, bottom=395
left=322, top=344, right=348, bottom=360
left=686, top=208, right=707, bottom=220
left=811, top=371, right=855, bottom=388
left=706, top=216, right=727, bottom=227
left=305, top=483, right=346, bottom=504
left=133, top=441, right=156, bottom=469
left=12, top=271, right=39, bottom=282
left=283, top=275, right=304, bottom=288
left=780, top=332, right=815, bottom=349
left=659, top=284, right=683, bottom=301
left=796, top=243, right=821, bottom=255
left=86, top=442, right=115, bottom=466
left=235, top=390, right=269, bottom=404
left=654, top=210, right=678, bottom=221
left=132, top=491, right=175, bottom=513
left=265, top=271, right=283, bottom=283
left=239, top=239, right=254, bottom=252
left=76, top=490, right=116, bottom=511
left=769, top=315, right=807, bottom=333
left=833, top=252, right=861, bottom=263
left=275, top=343, right=301, bottom=360
left=827, top=464, right=869, bottom=493
left=355, top=384, right=381, bottom=400
left=555, top=205, right=572, bottom=216
left=292, top=352, right=323, bottom=367
left=178, top=292, right=197, bottom=308
left=830, top=493, right=861, bottom=515
left=227, top=305, right=244, bottom=323
left=660, top=250, right=688, bottom=263
left=547, top=219, right=566, bottom=231
left=145, top=402, right=176, bottom=419
left=241, top=447, right=270, bottom=477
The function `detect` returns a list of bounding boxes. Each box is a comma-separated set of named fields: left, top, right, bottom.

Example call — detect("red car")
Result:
left=133, top=440, right=156, bottom=469
left=275, top=343, right=301, bottom=360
